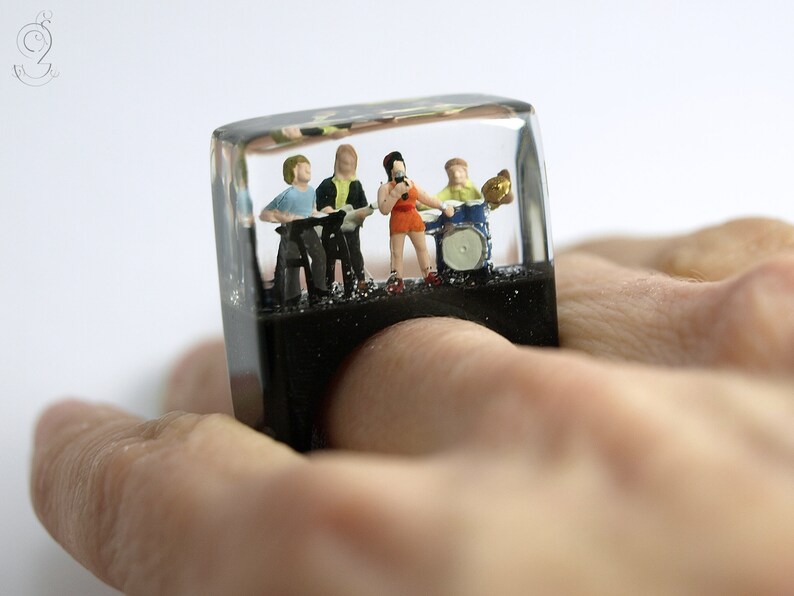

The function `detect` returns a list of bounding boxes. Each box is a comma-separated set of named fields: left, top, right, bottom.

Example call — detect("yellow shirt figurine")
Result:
left=332, top=176, right=354, bottom=209
left=436, top=157, right=482, bottom=203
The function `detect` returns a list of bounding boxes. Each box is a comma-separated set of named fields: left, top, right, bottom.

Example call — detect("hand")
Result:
left=391, top=180, right=411, bottom=199
left=351, top=206, right=374, bottom=225
left=31, top=218, right=794, bottom=595
left=442, top=203, right=455, bottom=218
left=259, top=208, right=286, bottom=223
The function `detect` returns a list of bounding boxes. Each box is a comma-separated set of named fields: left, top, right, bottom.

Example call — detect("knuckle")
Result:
left=659, top=217, right=794, bottom=281
left=259, top=462, right=394, bottom=554
left=473, top=351, right=613, bottom=448
left=89, top=412, right=228, bottom=587
left=33, top=409, right=254, bottom=593
left=265, top=464, right=357, bottom=532
left=243, top=462, right=452, bottom=595
left=710, top=256, right=794, bottom=369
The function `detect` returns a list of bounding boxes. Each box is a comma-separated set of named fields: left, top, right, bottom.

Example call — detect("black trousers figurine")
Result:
left=323, top=227, right=366, bottom=296
left=273, top=224, right=327, bottom=306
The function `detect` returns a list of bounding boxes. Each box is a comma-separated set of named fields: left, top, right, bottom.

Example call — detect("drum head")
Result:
left=441, top=226, right=487, bottom=271
left=419, top=208, right=441, bottom=223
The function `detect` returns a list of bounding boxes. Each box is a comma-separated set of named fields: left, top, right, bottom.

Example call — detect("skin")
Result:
left=446, top=164, right=468, bottom=189
left=335, top=148, right=356, bottom=180
left=377, top=160, right=454, bottom=278
left=31, top=217, right=794, bottom=595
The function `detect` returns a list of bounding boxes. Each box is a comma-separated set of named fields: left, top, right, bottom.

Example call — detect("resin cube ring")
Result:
left=211, top=95, right=558, bottom=451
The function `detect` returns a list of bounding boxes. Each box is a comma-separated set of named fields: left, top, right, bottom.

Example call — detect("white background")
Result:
left=3, top=1, right=792, bottom=593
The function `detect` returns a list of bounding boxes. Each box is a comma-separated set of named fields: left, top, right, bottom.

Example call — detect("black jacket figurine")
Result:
left=315, top=176, right=368, bottom=294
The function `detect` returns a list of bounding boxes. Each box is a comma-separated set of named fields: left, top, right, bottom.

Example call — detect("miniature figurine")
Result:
left=270, top=110, right=357, bottom=145
left=259, top=155, right=332, bottom=306
left=426, top=157, right=512, bottom=275
left=234, top=159, right=254, bottom=228
left=377, top=151, right=454, bottom=294
left=315, top=144, right=373, bottom=295
left=437, top=158, right=514, bottom=208
left=436, top=157, right=483, bottom=203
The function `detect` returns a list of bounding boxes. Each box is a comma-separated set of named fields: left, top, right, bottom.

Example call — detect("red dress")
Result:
left=388, top=182, right=425, bottom=236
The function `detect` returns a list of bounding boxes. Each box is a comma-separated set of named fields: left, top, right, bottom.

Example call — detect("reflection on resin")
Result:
left=212, top=95, right=559, bottom=451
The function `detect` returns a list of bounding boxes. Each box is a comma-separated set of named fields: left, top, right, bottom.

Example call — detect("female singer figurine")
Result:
left=377, top=151, right=454, bottom=294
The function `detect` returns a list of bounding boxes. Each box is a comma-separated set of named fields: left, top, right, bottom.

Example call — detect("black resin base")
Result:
left=221, top=264, right=558, bottom=452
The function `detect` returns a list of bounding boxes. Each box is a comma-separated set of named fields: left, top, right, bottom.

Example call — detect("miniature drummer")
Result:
left=436, top=157, right=482, bottom=203
left=430, top=158, right=514, bottom=275
left=438, top=157, right=515, bottom=209
left=377, top=151, right=454, bottom=294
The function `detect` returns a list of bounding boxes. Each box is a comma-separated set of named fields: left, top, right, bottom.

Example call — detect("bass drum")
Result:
left=441, top=226, right=488, bottom=271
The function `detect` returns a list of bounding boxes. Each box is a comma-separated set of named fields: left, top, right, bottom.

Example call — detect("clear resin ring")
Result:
left=211, top=94, right=559, bottom=451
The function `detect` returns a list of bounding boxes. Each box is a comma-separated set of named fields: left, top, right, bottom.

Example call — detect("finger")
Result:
left=327, top=318, right=518, bottom=453
left=327, top=318, right=669, bottom=456
left=32, top=400, right=299, bottom=593
left=163, top=339, right=232, bottom=415
left=565, top=217, right=794, bottom=281
left=31, top=401, right=457, bottom=595
left=326, top=317, right=794, bottom=478
left=556, top=252, right=794, bottom=373
left=165, top=245, right=794, bottom=459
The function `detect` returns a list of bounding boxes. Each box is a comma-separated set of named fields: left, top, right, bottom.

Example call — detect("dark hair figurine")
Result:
left=376, top=151, right=454, bottom=294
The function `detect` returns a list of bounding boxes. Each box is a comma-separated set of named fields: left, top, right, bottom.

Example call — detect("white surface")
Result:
left=3, top=0, right=793, bottom=593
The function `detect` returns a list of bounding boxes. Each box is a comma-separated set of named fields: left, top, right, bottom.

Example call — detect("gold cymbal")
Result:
left=481, top=174, right=511, bottom=205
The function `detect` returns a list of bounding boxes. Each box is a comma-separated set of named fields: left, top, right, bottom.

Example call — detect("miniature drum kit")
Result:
left=421, top=199, right=492, bottom=273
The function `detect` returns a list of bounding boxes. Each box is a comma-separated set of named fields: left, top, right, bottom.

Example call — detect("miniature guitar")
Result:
left=339, top=203, right=376, bottom=233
